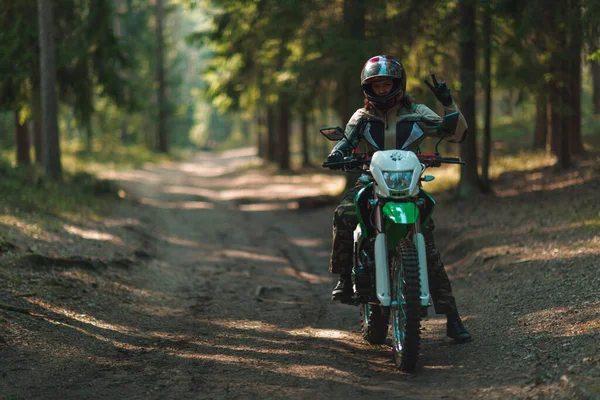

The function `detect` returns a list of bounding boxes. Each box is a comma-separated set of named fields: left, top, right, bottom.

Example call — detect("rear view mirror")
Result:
left=320, top=126, right=345, bottom=141
left=436, top=112, right=459, bottom=136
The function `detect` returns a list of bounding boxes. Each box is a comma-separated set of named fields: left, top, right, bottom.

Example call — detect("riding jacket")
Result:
left=329, top=100, right=468, bottom=158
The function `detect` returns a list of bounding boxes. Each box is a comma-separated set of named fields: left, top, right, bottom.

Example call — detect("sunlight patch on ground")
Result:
left=238, top=202, right=299, bottom=211
left=273, top=364, right=354, bottom=381
left=288, top=327, right=355, bottom=340
left=99, top=169, right=164, bottom=184
left=278, top=266, right=331, bottom=284
left=28, top=298, right=142, bottom=335
left=161, top=235, right=202, bottom=247
left=496, top=176, right=589, bottom=197
left=107, top=279, right=166, bottom=300
left=297, top=271, right=332, bottom=284
left=288, top=238, right=324, bottom=248
left=0, top=216, right=61, bottom=241
left=163, top=185, right=216, bottom=198
left=209, top=319, right=282, bottom=331
left=61, top=270, right=99, bottom=284
left=63, top=225, right=121, bottom=242
left=491, top=152, right=557, bottom=175
left=221, top=249, right=288, bottom=263
left=220, top=147, right=259, bottom=158
left=178, top=164, right=251, bottom=177
left=162, top=349, right=279, bottom=367
left=220, top=185, right=331, bottom=201
left=536, top=221, right=600, bottom=234
left=210, top=343, right=299, bottom=356
left=420, top=166, right=460, bottom=193
left=139, top=197, right=215, bottom=209
left=520, top=303, right=600, bottom=337
left=102, top=217, right=144, bottom=228
left=423, top=365, right=454, bottom=370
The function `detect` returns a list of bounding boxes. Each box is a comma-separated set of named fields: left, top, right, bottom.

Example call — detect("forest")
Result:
left=1, top=0, right=600, bottom=398
left=1, top=0, right=599, bottom=190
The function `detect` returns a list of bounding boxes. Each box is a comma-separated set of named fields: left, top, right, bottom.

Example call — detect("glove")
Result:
left=326, top=151, right=344, bottom=170
left=424, top=73, right=453, bottom=107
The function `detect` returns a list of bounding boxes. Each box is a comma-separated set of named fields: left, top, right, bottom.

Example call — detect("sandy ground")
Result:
left=1, top=148, right=599, bottom=399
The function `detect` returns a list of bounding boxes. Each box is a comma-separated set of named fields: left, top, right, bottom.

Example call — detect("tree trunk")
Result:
left=590, top=26, right=600, bottom=115
left=85, top=118, right=93, bottom=153
left=14, top=109, right=31, bottom=166
left=121, top=120, right=129, bottom=144
left=277, top=98, right=290, bottom=171
left=340, top=0, right=366, bottom=192
left=568, top=0, right=583, bottom=155
left=547, top=3, right=571, bottom=169
left=593, top=60, right=600, bottom=115
left=156, top=0, right=168, bottom=153
left=255, top=108, right=266, bottom=159
left=301, top=111, right=310, bottom=167
left=37, top=0, right=62, bottom=180
left=31, top=75, right=44, bottom=166
left=457, top=0, right=481, bottom=197
left=534, top=92, right=547, bottom=149
left=266, top=105, right=277, bottom=162
left=481, top=1, right=492, bottom=189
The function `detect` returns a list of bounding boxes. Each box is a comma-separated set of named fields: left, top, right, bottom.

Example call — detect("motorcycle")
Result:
left=321, top=112, right=464, bottom=372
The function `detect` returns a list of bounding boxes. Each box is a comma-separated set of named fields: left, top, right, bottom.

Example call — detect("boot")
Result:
left=446, top=312, right=472, bottom=343
left=331, top=274, right=352, bottom=302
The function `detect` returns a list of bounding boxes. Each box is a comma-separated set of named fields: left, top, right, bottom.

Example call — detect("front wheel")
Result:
left=360, top=303, right=389, bottom=344
left=390, top=238, right=421, bottom=372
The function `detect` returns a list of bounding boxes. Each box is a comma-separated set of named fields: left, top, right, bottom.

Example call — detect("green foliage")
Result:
left=0, top=157, right=111, bottom=220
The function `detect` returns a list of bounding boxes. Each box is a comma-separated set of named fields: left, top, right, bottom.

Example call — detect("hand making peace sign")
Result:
left=424, top=73, right=454, bottom=107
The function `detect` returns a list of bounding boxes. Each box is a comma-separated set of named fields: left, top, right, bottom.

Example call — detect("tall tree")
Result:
left=592, top=34, right=600, bottom=114
left=13, top=108, right=30, bottom=166
left=156, top=0, right=168, bottom=153
left=585, top=1, right=600, bottom=115
left=568, top=0, right=584, bottom=155
left=278, top=95, right=291, bottom=170
left=300, top=111, right=310, bottom=167
left=547, top=3, right=571, bottom=168
left=481, top=0, right=492, bottom=188
left=37, top=0, right=62, bottom=180
left=457, top=0, right=482, bottom=196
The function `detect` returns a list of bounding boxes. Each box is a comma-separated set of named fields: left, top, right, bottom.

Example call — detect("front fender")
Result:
left=382, top=202, right=419, bottom=225
left=383, top=202, right=419, bottom=250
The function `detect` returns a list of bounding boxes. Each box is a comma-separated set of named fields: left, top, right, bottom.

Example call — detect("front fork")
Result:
left=371, top=199, right=432, bottom=308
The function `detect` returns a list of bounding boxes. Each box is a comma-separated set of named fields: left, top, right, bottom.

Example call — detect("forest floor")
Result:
left=0, top=147, right=599, bottom=400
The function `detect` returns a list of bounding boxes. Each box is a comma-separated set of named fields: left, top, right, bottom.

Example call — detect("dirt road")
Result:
left=2, top=149, right=598, bottom=399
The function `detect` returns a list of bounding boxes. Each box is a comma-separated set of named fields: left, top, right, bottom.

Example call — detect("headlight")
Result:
left=383, top=171, right=413, bottom=191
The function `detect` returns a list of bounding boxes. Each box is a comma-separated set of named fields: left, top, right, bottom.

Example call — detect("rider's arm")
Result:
left=328, top=109, right=365, bottom=158
left=414, top=103, right=468, bottom=143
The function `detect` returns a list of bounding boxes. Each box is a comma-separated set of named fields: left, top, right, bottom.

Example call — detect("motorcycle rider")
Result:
left=327, top=55, right=472, bottom=343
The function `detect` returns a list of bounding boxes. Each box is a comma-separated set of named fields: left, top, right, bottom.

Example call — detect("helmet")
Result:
left=360, top=55, right=406, bottom=108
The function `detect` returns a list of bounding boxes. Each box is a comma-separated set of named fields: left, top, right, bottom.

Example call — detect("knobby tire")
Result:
left=360, top=303, right=389, bottom=344
left=391, top=238, right=421, bottom=372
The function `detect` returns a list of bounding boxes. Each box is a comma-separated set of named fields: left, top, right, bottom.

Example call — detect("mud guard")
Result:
left=382, top=202, right=419, bottom=251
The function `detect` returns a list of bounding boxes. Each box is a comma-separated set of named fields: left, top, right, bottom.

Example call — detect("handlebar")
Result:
left=417, top=154, right=465, bottom=166
left=323, top=153, right=464, bottom=169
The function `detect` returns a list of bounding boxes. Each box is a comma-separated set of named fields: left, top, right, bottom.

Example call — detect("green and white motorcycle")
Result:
left=321, top=112, right=464, bottom=372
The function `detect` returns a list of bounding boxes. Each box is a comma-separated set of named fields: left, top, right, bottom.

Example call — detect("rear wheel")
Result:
left=390, top=238, right=421, bottom=372
left=360, top=303, right=389, bottom=344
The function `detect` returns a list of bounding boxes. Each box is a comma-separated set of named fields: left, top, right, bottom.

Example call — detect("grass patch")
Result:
left=0, top=144, right=187, bottom=227
left=0, top=161, right=112, bottom=225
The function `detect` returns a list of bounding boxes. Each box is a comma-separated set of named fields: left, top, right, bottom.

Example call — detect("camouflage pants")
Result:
left=329, top=186, right=458, bottom=315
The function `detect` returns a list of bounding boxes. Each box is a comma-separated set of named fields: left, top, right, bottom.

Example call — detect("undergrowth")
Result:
left=0, top=144, right=186, bottom=225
